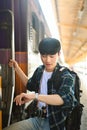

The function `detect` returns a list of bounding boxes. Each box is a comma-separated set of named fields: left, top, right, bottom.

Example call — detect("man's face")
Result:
left=41, top=52, right=60, bottom=72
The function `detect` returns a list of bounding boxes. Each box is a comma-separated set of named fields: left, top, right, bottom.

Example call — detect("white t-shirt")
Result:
left=38, top=70, right=53, bottom=108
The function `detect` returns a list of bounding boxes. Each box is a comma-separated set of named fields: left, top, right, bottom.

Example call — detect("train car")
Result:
left=0, top=0, right=51, bottom=128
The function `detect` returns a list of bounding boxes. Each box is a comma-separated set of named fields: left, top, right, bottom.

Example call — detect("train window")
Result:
left=31, top=12, right=39, bottom=53
left=0, top=18, right=11, bottom=49
left=39, top=21, right=45, bottom=40
left=32, top=28, right=37, bottom=52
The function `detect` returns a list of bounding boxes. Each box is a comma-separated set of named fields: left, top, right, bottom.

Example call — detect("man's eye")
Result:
left=50, top=55, right=54, bottom=58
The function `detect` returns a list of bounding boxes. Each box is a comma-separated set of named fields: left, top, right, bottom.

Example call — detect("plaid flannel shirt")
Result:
left=27, top=63, right=77, bottom=130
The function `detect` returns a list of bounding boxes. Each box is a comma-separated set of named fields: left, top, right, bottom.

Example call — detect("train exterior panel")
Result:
left=0, top=0, right=51, bottom=128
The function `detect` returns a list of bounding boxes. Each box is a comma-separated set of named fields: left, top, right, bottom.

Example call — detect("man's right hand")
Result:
left=9, top=59, right=28, bottom=86
left=9, top=59, right=19, bottom=69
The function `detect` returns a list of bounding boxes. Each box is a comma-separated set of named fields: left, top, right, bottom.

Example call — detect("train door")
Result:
left=0, top=10, right=15, bottom=128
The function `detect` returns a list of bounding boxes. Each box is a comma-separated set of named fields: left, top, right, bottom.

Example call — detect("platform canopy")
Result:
left=51, top=0, right=87, bottom=65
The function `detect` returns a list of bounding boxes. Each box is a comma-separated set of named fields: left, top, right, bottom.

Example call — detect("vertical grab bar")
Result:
left=7, top=10, right=15, bottom=127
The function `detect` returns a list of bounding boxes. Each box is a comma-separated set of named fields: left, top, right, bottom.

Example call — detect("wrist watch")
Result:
left=35, top=93, right=38, bottom=100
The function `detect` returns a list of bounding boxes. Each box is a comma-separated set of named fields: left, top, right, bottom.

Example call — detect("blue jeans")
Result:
left=3, top=117, right=50, bottom=130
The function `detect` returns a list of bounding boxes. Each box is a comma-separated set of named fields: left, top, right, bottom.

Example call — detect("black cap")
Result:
left=39, top=37, right=61, bottom=55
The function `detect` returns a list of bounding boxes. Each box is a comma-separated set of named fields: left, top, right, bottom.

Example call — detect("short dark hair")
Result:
left=39, top=37, right=61, bottom=55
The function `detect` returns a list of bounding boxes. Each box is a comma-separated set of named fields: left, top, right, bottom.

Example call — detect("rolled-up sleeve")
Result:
left=26, top=68, right=38, bottom=91
left=57, top=72, right=77, bottom=108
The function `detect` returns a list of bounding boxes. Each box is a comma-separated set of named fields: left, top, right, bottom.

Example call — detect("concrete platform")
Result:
left=79, top=74, right=87, bottom=130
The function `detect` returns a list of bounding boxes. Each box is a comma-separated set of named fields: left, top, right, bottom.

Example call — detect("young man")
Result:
left=3, top=37, right=77, bottom=130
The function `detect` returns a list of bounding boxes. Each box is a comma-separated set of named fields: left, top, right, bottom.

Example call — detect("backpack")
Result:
left=59, top=67, right=84, bottom=130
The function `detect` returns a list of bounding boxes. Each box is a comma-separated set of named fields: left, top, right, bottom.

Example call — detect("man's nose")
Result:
left=46, top=56, right=51, bottom=62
